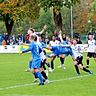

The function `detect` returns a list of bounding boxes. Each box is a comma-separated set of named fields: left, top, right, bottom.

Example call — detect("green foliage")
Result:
left=0, top=0, right=40, bottom=35
left=33, top=9, right=55, bottom=34
left=38, top=0, right=80, bottom=10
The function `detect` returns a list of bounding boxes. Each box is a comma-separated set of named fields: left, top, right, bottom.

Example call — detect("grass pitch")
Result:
left=0, top=53, right=96, bottom=96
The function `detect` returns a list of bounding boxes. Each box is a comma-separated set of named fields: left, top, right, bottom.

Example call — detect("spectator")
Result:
left=0, top=33, right=2, bottom=45
left=2, top=40, right=6, bottom=45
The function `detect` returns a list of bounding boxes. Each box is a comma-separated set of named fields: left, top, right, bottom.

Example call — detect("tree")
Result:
left=0, top=0, right=40, bottom=36
left=88, top=0, right=96, bottom=31
left=69, top=0, right=93, bottom=33
left=38, top=0, right=80, bottom=31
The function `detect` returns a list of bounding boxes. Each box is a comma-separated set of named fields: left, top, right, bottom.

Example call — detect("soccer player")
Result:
left=71, top=39, right=93, bottom=75
left=49, top=35, right=60, bottom=70
left=25, top=25, right=47, bottom=72
left=58, top=31, right=72, bottom=69
left=21, top=35, right=44, bottom=85
left=46, top=44, right=74, bottom=69
left=86, top=33, right=96, bottom=68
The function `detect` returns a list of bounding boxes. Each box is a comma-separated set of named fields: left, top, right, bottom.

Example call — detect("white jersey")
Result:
left=87, top=39, right=96, bottom=53
left=49, top=40, right=60, bottom=46
left=37, top=42, right=46, bottom=61
left=71, top=45, right=82, bottom=59
left=28, top=29, right=46, bottom=60
left=27, top=29, right=40, bottom=42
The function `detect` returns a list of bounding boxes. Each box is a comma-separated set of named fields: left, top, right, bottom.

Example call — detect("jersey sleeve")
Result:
left=22, top=43, right=34, bottom=53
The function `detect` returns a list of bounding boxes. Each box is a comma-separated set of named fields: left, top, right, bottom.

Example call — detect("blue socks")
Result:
left=29, top=61, right=32, bottom=69
left=34, top=72, right=44, bottom=84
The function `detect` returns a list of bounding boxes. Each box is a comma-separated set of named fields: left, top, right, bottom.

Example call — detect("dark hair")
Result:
left=88, top=32, right=93, bottom=35
left=30, top=28, right=34, bottom=33
left=30, top=35, right=36, bottom=40
left=34, top=35, right=37, bottom=41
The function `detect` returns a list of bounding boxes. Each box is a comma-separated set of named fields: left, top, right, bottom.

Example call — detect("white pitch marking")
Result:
left=0, top=74, right=93, bottom=91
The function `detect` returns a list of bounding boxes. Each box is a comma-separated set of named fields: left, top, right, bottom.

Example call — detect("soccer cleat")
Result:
left=25, top=69, right=30, bottom=72
left=61, top=64, right=66, bottom=70
left=77, top=73, right=80, bottom=76
left=89, top=71, right=93, bottom=74
left=43, top=79, right=45, bottom=82
left=45, top=79, right=50, bottom=84
left=34, top=79, right=38, bottom=83
left=62, top=66, right=66, bottom=70
left=38, top=83, right=44, bottom=86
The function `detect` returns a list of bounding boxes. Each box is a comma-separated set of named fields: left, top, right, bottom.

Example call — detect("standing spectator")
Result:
left=11, top=34, right=16, bottom=44
left=21, top=34, right=25, bottom=43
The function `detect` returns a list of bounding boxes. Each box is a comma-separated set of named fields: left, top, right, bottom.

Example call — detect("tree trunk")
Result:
left=3, top=14, right=14, bottom=37
left=53, top=8, right=63, bottom=31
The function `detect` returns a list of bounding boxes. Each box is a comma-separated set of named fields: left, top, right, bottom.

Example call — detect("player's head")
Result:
left=88, top=33, right=93, bottom=40
left=27, top=28, right=35, bottom=36
left=66, top=34, right=70, bottom=41
left=29, top=35, right=36, bottom=42
left=72, top=39, right=78, bottom=45
left=52, top=35, right=56, bottom=41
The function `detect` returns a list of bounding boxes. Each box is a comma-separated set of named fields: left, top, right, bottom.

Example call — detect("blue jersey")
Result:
left=22, top=41, right=41, bottom=69
left=59, top=46, right=73, bottom=56
left=51, top=46, right=73, bottom=56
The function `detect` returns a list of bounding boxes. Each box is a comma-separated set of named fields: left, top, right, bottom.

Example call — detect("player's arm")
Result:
left=58, top=30, right=63, bottom=42
left=21, top=44, right=33, bottom=54
left=40, top=25, right=47, bottom=34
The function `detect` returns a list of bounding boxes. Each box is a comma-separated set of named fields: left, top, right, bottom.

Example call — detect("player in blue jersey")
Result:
left=21, top=35, right=44, bottom=85
left=24, top=34, right=50, bottom=84
left=46, top=45, right=74, bottom=64
left=58, top=31, right=72, bottom=69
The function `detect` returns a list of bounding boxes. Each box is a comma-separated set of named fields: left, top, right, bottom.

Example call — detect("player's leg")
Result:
left=44, top=59, right=52, bottom=72
left=33, top=68, right=44, bottom=85
left=68, top=49, right=80, bottom=75
left=40, top=60, right=49, bottom=83
left=32, top=60, right=44, bottom=85
left=25, top=58, right=32, bottom=72
left=74, top=60, right=80, bottom=75
left=50, top=55, right=56, bottom=70
left=86, top=53, right=91, bottom=68
left=58, top=54, right=66, bottom=69
left=78, top=64, right=93, bottom=74
left=77, top=56, right=93, bottom=74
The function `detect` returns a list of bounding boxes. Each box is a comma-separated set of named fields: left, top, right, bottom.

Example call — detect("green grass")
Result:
left=0, top=53, right=96, bottom=96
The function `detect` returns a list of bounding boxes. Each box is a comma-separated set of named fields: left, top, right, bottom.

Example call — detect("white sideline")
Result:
left=0, top=74, right=93, bottom=91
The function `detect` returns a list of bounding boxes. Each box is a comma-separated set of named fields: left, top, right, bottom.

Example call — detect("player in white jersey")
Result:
left=86, top=33, right=96, bottom=68
left=49, top=35, right=60, bottom=70
left=25, top=25, right=49, bottom=83
left=49, top=35, right=60, bottom=46
left=25, top=25, right=47, bottom=72
left=71, top=39, right=93, bottom=75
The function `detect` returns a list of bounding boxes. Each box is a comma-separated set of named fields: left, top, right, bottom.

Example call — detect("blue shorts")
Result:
left=31, top=59, right=41, bottom=69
